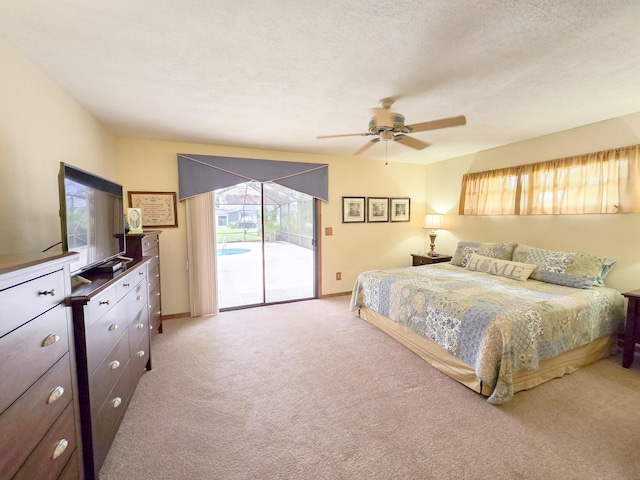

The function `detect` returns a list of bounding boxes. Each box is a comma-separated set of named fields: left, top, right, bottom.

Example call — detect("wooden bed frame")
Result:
left=359, top=306, right=616, bottom=398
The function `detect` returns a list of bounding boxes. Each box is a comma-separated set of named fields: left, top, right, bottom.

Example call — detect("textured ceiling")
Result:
left=2, top=1, right=640, bottom=164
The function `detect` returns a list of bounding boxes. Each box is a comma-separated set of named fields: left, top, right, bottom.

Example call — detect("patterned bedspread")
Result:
left=349, top=263, right=626, bottom=404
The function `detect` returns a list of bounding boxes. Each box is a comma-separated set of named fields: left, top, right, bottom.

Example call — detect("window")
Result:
left=459, top=144, right=640, bottom=215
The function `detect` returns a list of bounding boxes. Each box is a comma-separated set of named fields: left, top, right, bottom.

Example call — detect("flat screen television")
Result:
left=58, top=162, right=126, bottom=276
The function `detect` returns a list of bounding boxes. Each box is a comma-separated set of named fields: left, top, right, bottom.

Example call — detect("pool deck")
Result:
left=216, top=241, right=314, bottom=309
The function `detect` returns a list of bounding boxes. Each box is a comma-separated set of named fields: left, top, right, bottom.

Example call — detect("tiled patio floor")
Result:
left=216, top=241, right=315, bottom=309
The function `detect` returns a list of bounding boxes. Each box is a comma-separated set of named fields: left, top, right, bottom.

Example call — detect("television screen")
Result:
left=59, top=163, right=125, bottom=275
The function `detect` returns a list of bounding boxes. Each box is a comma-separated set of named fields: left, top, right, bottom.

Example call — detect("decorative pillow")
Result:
left=512, top=244, right=606, bottom=289
left=465, top=254, right=537, bottom=281
left=450, top=241, right=516, bottom=267
left=594, top=258, right=616, bottom=287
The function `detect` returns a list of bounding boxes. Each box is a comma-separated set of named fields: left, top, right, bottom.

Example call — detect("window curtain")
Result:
left=185, top=191, right=218, bottom=317
left=460, top=144, right=640, bottom=215
left=459, top=166, right=522, bottom=215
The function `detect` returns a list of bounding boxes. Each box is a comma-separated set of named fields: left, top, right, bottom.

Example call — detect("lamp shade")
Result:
left=423, top=214, right=442, bottom=230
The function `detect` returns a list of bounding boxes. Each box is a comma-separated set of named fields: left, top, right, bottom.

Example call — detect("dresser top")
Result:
left=0, top=251, right=78, bottom=276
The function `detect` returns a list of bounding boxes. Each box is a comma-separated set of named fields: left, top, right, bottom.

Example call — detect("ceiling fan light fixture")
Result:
left=317, top=97, right=466, bottom=156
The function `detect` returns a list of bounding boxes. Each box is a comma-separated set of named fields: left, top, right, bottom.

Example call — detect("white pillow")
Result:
left=465, top=254, right=537, bottom=282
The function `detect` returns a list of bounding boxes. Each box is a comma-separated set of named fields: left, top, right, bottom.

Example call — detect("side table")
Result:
left=410, top=253, right=452, bottom=266
left=622, top=290, right=640, bottom=368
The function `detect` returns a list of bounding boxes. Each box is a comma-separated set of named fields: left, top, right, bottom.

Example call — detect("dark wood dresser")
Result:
left=125, top=230, right=162, bottom=338
left=68, top=259, right=151, bottom=480
left=0, top=252, right=82, bottom=479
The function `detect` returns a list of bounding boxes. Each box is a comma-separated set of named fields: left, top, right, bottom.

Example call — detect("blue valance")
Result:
left=177, top=154, right=329, bottom=201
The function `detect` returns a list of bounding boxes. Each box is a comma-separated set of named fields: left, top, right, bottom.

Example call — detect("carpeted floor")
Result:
left=100, top=296, right=640, bottom=480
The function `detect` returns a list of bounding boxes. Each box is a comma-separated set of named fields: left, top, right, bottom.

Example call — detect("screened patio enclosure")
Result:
left=215, top=181, right=316, bottom=309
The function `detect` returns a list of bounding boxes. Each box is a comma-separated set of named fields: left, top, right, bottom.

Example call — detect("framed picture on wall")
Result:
left=128, top=191, right=178, bottom=228
left=342, top=196, right=366, bottom=223
left=390, top=198, right=410, bottom=222
left=367, top=197, right=389, bottom=222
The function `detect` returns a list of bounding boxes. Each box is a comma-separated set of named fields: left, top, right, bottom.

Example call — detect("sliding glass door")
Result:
left=215, top=182, right=316, bottom=309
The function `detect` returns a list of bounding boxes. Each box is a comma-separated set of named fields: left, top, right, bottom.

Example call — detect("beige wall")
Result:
left=116, top=138, right=428, bottom=315
left=426, top=111, right=640, bottom=293
left=4, top=31, right=639, bottom=313
left=0, top=36, right=116, bottom=255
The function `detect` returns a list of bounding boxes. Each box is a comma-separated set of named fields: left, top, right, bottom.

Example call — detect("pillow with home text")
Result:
left=465, top=254, right=537, bottom=281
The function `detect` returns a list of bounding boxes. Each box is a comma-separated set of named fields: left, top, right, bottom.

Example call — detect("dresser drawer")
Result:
left=128, top=278, right=148, bottom=311
left=131, top=263, right=147, bottom=287
left=85, top=300, right=128, bottom=375
left=84, top=283, right=117, bottom=328
left=13, top=403, right=77, bottom=480
left=115, top=270, right=137, bottom=302
left=131, top=333, right=150, bottom=381
left=129, top=303, right=149, bottom=357
left=92, top=364, right=137, bottom=470
left=148, top=263, right=160, bottom=291
left=141, top=235, right=159, bottom=254
left=0, top=306, right=69, bottom=414
left=149, top=284, right=161, bottom=340
left=0, top=269, right=66, bottom=338
left=58, top=451, right=79, bottom=480
left=0, top=353, right=72, bottom=479
left=89, top=332, right=130, bottom=411
left=146, top=249, right=159, bottom=271
left=149, top=283, right=161, bottom=311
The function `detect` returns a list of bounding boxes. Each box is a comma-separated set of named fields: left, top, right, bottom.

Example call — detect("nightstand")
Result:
left=622, top=290, right=640, bottom=368
left=411, top=253, right=452, bottom=266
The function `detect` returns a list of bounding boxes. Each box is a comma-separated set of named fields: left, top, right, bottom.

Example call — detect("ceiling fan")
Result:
left=317, top=97, right=466, bottom=156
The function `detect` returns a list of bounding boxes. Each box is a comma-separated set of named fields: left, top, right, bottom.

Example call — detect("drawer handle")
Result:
left=123, top=282, right=131, bottom=287
left=150, top=325, right=154, bottom=330
left=38, top=289, right=56, bottom=296
left=42, top=334, right=60, bottom=347
left=136, top=323, right=144, bottom=330
left=112, top=397, right=122, bottom=408
left=136, top=295, right=143, bottom=301
left=110, top=360, right=120, bottom=370
left=156, top=292, right=161, bottom=297
left=156, top=274, right=160, bottom=278
left=99, top=300, right=110, bottom=306
left=108, top=323, right=118, bottom=331
left=48, top=386, right=65, bottom=404
left=52, top=439, right=69, bottom=460
left=139, top=271, right=145, bottom=276
left=137, top=350, right=145, bottom=357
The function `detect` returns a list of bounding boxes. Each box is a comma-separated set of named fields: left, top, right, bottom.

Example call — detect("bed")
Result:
left=349, top=242, right=626, bottom=404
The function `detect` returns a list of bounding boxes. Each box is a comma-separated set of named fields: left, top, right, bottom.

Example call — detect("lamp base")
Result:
left=429, top=231, right=437, bottom=255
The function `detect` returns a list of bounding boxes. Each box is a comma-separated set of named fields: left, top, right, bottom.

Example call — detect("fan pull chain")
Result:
left=385, top=140, right=388, bottom=166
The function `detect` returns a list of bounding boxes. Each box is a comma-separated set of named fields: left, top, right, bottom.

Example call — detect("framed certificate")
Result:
left=128, top=191, right=178, bottom=228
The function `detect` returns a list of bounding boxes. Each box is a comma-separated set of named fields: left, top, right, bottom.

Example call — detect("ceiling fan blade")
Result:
left=393, top=134, right=431, bottom=150
left=354, top=138, right=380, bottom=155
left=406, top=115, right=467, bottom=133
left=317, top=132, right=369, bottom=139
left=372, top=107, right=394, bottom=128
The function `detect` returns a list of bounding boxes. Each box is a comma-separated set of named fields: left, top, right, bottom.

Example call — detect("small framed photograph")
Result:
left=367, top=197, right=389, bottom=223
left=128, top=191, right=178, bottom=228
left=342, top=196, right=366, bottom=223
left=127, top=208, right=143, bottom=233
left=390, top=198, right=411, bottom=222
